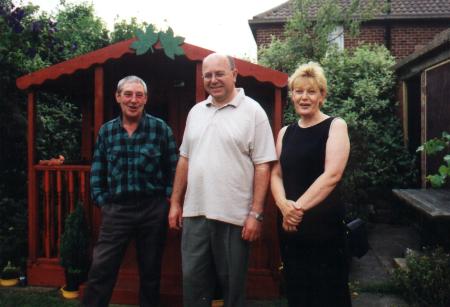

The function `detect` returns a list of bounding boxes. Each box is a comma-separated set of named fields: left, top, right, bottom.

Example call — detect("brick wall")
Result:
left=344, top=25, right=386, bottom=50
left=253, top=21, right=449, bottom=60
left=390, top=24, right=449, bottom=59
left=253, top=25, right=285, bottom=48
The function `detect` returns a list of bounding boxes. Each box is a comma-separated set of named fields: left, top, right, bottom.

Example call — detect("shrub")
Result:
left=59, top=202, right=90, bottom=275
left=321, top=45, right=417, bottom=217
left=1, top=261, right=19, bottom=280
left=36, top=94, right=81, bottom=161
left=392, top=247, right=450, bottom=306
left=0, top=194, right=27, bottom=269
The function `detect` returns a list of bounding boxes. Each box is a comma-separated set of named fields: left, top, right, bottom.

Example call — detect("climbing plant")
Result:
left=417, top=131, right=450, bottom=188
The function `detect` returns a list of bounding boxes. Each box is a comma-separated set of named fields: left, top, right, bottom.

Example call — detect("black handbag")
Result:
left=346, top=218, right=369, bottom=258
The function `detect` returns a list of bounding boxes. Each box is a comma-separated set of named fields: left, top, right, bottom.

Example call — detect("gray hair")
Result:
left=227, top=55, right=236, bottom=70
left=116, top=75, right=148, bottom=95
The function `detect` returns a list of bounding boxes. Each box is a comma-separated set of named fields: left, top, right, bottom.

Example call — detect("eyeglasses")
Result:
left=202, top=71, right=228, bottom=81
left=122, top=91, right=146, bottom=99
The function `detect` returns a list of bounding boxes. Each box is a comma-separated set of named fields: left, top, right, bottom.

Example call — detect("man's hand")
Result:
left=168, top=202, right=183, bottom=230
left=241, top=216, right=262, bottom=242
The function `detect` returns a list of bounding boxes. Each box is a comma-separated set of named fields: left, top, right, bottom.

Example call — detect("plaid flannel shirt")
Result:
left=90, top=113, right=178, bottom=206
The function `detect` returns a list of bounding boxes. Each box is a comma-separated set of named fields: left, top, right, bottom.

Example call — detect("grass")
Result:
left=349, top=280, right=401, bottom=296
left=0, top=287, right=80, bottom=307
left=0, top=287, right=286, bottom=307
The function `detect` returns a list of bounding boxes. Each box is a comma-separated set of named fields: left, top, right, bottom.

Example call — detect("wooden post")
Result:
left=79, top=171, right=86, bottom=204
left=195, top=62, right=205, bottom=103
left=81, top=97, right=93, bottom=161
left=43, top=170, right=51, bottom=258
left=27, top=91, right=38, bottom=262
left=57, top=170, right=62, bottom=256
left=94, top=66, right=104, bottom=140
left=273, top=88, right=283, bottom=138
left=420, top=71, right=427, bottom=188
left=68, top=171, right=75, bottom=212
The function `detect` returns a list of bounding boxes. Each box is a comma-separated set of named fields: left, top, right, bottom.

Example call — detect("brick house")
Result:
left=249, top=0, right=450, bottom=60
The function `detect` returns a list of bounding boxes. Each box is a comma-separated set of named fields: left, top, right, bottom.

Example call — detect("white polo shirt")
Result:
left=179, top=88, right=277, bottom=226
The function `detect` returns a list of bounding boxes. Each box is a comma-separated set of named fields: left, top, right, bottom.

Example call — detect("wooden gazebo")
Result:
left=16, top=38, right=287, bottom=305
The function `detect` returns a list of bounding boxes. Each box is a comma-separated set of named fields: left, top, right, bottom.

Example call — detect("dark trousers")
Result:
left=181, top=217, right=250, bottom=307
left=281, top=237, right=351, bottom=307
left=82, top=196, right=168, bottom=307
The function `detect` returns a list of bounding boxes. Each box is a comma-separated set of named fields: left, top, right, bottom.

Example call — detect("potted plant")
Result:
left=59, top=201, right=90, bottom=299
left=0, top=261, right=20, bottom=286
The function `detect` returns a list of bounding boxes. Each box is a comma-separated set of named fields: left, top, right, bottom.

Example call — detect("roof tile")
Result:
left=250, top=0, right=450, bottom=23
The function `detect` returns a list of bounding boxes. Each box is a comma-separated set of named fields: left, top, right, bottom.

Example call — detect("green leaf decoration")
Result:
left=131, top=25, right=185, bottom=59
left=159, top=27, right=185, bottom=60
left=131, top=24, right=159, bottom=55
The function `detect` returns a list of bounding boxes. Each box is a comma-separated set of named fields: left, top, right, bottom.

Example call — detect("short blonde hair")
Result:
left=288, top=61, right=327, bottom=96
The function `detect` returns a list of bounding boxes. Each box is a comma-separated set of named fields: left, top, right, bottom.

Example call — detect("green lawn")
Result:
left=0, top=287, right=80, bottom=307
left=0, top=287, right=287, bottom=307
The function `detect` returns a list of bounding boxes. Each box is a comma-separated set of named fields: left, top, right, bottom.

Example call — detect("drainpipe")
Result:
left=385, top=0, right=392, bottom=51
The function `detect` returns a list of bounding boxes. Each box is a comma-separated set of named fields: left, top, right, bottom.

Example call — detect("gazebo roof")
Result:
left=16, top=38, right=287, bottom=90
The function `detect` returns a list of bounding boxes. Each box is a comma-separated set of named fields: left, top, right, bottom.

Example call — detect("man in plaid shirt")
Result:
left=83, top=75, right=178, bottom=307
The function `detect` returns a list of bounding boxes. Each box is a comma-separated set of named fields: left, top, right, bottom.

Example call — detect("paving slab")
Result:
left=352, top=293, right=409, bottom=307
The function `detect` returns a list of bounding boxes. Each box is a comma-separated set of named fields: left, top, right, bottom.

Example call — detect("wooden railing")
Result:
left=31, top=165, right=94, bottom=261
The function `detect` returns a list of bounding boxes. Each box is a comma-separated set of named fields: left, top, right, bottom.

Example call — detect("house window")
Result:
left=328, top=25, right=344, bottom=50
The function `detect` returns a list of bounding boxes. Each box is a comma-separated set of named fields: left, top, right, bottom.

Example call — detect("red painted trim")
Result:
left=195, top=62, right=206, bottom=102
left=35, top=165, right=91, bottom=171
left=16, top=39, right=134, bottom=90
left=57, top=170, right=62, bottom=256
left=94, top=66, right=104, bottom=141
left=27, top=91, right=37, bottom=262
left=44, top=170, right=51, bottom=258
left=274, top=88, right=283, bottom=137
left=81, top=98, right=92, bottom=161
left=16, top=39, right=288, bottom=90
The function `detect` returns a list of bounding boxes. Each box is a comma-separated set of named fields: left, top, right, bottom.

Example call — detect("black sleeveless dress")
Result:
left=280, top=117, right=345, bottom=241
left=278, top=117, right=351, bottom=307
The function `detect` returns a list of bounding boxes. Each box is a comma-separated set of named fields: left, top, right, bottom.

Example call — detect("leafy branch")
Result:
left=417, top=131, right=450, bottom=188
left=130, top=24, right=185, bottom=59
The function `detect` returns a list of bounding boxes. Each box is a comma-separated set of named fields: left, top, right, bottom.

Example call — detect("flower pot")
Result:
left=0, top=278, right=19, bottom=287
left=212, top=299, right=224, bottom=307
left=60, top=285, right=79, bottom=299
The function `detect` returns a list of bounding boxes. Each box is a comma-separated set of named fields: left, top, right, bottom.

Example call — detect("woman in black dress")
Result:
left=271, top=62, right=351, bottom=307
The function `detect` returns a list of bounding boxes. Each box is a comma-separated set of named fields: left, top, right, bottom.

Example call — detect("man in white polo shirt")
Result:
left=168, top=53, right=276, bottom=307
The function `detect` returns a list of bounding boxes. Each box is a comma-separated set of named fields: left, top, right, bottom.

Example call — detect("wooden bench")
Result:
left=392, top=188, right=450, bottom=249
left=392, top=189, right=450, bottom=218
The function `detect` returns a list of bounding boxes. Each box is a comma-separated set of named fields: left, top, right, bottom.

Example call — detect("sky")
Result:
left=16, top=0, right=287, bottom=61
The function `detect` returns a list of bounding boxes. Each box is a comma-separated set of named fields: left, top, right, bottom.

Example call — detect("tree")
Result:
left=111, top=17, right=148, bottom=43
left=259, top=0, right=382, bottom=73
left=52, top=1, right=109, bottom=61
left=0, top=0, right=110, bottom=266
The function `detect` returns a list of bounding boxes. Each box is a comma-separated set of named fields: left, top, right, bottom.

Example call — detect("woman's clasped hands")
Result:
left=280, top=199, right=304, bottom=232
